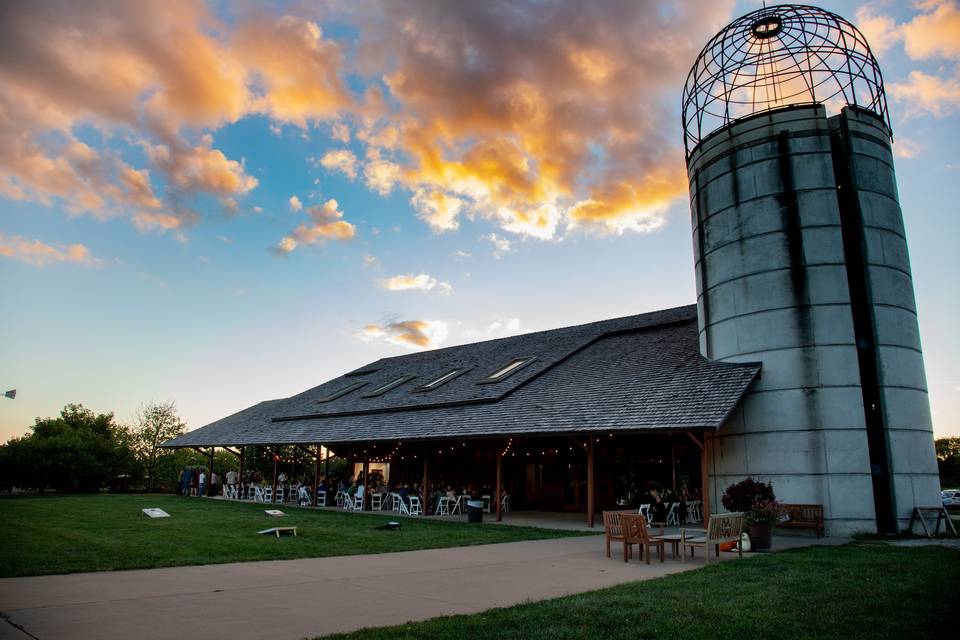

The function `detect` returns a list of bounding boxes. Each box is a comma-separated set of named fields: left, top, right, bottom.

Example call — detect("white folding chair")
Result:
left=398, top=499, right=410, bottom=516
left=317, top=489, right=326, bottom=507
left=482, top=495, right=491, bottom=513
left=341, top=494, right=356, bottom=510
left=639, top=503, right=651, bottom=520
left=436, top=496, right=450, bottom=516
left=391, top=493, right=401, bottom=512
left=335, top=490, right=346, bottom=507
left=298, top=486, right=310, bottom=506
left=353, top=494, right=364, bottom=511
left=371, top=493, right=383, bottom=511
left=408, top=496, right=423, bottom=516
left=500, top=495, right=511, bottom=513
left=666, top=503, right=678, bottom=526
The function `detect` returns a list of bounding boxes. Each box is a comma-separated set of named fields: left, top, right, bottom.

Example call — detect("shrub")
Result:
left=721, top=477, right=776, bottom=513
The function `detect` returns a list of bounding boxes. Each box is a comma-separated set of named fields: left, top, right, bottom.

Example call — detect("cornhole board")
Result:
left=257, top=527, right=297, bottom=537
left=264, top=509, right=285, bottom=517
left=142, top=508, right=170, bottom=518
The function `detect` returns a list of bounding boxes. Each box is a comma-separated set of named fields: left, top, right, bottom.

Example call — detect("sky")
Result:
left=1, top=0, right=958, bottom=440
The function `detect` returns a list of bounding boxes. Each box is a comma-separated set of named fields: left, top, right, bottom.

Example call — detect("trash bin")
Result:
left=467, top=499, right=484, bottom=523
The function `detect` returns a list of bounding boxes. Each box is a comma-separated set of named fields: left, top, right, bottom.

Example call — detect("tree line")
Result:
left=0, top=402, right=228, bottom=493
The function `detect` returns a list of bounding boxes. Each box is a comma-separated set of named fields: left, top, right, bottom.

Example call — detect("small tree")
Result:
left=129, top=401, right=187, bottom=492
left=936, top=437, right=960, bottom=488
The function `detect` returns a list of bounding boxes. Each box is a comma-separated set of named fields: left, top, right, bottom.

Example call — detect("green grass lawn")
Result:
left=0, top=494, right=583, bottom=578
left=318, top=543, right=960, bottom=640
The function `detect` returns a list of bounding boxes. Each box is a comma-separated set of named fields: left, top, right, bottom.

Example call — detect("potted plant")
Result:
left=744, top=498, right=783, bottom=550
left=721, top=477, right=781, bottom=551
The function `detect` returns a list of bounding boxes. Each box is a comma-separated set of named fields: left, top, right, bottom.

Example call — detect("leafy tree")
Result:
left=936, top=437, right=960, bottom=488
left=128, top=401, right=186, bottom=491
left=0, top=404, right=138, bottom=493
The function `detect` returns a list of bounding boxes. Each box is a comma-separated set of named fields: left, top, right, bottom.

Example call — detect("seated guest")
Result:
left=649, top=489, right=668, bottom=529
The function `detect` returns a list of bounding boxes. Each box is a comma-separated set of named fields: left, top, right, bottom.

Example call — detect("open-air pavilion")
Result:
left=162, top=305, right=760, bottom=527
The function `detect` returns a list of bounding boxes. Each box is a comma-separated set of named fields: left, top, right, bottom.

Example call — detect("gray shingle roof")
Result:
left=162, top=304, right=760, bottom=448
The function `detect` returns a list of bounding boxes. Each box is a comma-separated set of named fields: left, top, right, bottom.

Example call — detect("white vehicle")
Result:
left=941, top=490, right=960, bottom=508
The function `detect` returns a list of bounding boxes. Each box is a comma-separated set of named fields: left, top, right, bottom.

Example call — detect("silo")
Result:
left=682, top=5, right=939, bottom=535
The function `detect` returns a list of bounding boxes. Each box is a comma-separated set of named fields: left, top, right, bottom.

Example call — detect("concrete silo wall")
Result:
left=687, top=105, right=939, bottom=536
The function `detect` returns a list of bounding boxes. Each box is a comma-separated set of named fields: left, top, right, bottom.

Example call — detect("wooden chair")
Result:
left=680, top=512, right=745, bottom=563
left=602, top=510, right=632, bottom=559
left=621, top=514, right=665, bottom=564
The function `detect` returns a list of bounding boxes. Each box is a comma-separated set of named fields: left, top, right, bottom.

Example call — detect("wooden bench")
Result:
left=680, top=512, right=745, bottom=563
left=777, top=503, right=824, bottom=538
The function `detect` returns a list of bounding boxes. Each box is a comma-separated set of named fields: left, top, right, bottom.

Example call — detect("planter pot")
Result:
left=748, top=524, right=773, bottom=551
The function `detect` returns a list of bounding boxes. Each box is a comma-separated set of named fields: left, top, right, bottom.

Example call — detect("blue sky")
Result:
left=1, top=0, right=958, bottom=439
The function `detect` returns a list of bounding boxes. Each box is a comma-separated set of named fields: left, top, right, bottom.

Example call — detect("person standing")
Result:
left=198, top=470, right=207, bottom=497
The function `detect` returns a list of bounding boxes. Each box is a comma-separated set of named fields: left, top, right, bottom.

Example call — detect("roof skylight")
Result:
left=477, top=357, right=537, bottom=384
left=362, top=375, right=417, bottom=397
left=317, top=381, right=367, bottom=403
left=414, top=367, right=472, bottom=392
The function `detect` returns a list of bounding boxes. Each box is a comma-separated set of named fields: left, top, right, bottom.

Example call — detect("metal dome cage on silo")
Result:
left=681, top=4, right=890, bottom=157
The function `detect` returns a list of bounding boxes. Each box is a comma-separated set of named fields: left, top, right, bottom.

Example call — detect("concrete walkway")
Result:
left=0, top=535, right=725, bottom=640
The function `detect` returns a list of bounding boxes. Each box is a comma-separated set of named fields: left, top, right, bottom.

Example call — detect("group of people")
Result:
left=178, top=465, right=513, bottom=515
left=643, top=484, right=702, bottom=526
left=177, top=466, right=214, bottom=497
left=176, top=467, right=242, bottom=497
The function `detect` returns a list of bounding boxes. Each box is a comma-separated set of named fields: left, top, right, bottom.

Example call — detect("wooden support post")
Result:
left=671, top=438, right=677, bottom=493
left=701, top=435, right=710, bottom=524
left=362, top=460, right=369, bottom=511
left=208, top=447, right=215, bottom=496
left=313, top=444, right=321, bottom=507
left=239, top=447, right=245, bottom=495
left=422, top=450, right=430, bottom=516
left=271, top=449, right=278, bottom=504
left=587, top=436, right=595, bottom=528
left=496, top=450, right=503, bottom=522
left=685, top=431, right=709, bottom=524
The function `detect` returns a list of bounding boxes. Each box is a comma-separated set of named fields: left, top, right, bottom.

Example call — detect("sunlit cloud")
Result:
left=344, top=0, right=734, bottom=240
left=330, top=121, right=351, bottom=143
left=0, top=233, right=102, bottom=267
left=860, top=1, right=960, bottom=120
left=319, top=149, right=358, bottom=180
left=855, top=6, right=903, bottom=55
left=0, top=1, right=350, bottom=238
left=289, top=195, right=303, bottom=211
left=893, top=136, right=924, bottom=158
left=379, top=273, right=453, bottom=295
left=274, top=198, right=356, bottom=254
left=901, top=0, right=960, bottom=61
left=359, top=319, right=449, bottom=349
left=890, top=70, right=960, bottom=118
left=461, top=317, right=525, bottom=341
left=484, top=233, right=512, bottom=259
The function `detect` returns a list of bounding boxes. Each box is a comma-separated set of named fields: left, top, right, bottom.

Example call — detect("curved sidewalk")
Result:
left=1, top=535, right=706, bottom=639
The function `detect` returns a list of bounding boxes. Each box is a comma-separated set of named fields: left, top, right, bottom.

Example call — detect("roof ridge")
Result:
left=370, top=303, right=697, bottom=361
